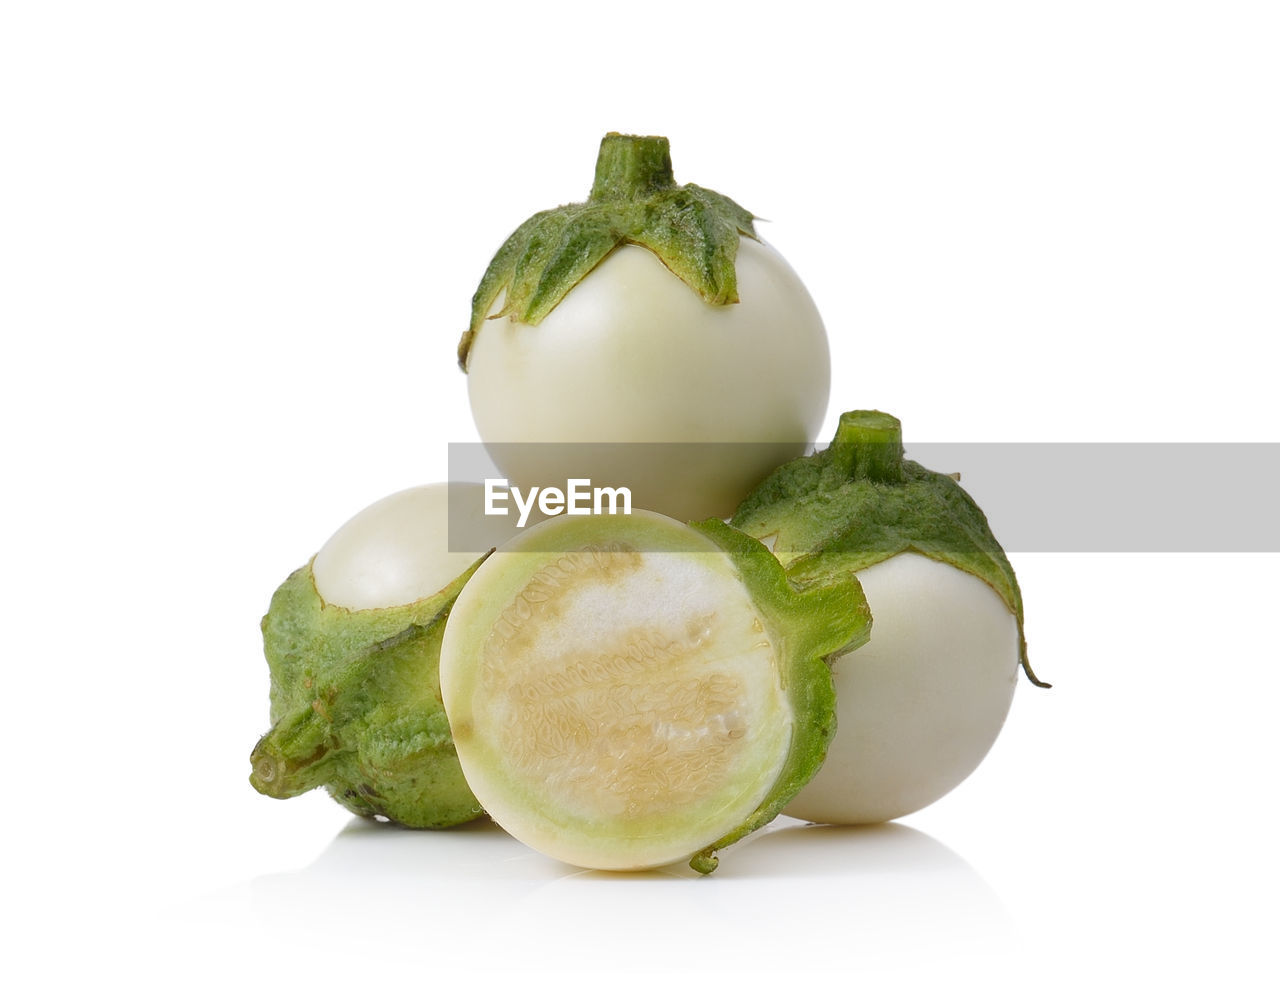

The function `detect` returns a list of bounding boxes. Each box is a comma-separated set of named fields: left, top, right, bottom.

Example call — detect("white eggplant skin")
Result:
left=464, top=238, right=831, bottom=522
left=784, top=552, right=1019, bottom=825
left=311, top=483, right=519, bottom=611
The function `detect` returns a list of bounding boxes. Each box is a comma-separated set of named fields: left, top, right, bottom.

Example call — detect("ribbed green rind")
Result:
left=731, top=410, right=1049, bottom=688
left=249, top=556, right=488, bottom=827
left=458, top=134, right=758, bottom=370
left=687, top=518, right=872, bottom=873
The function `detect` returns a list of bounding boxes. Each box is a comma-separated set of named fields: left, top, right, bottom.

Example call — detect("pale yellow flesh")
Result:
left=441, top=514, right=792, bottom=871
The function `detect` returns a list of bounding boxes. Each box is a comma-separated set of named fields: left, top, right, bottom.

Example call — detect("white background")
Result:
left=3, top=2, right=1277, bottom=990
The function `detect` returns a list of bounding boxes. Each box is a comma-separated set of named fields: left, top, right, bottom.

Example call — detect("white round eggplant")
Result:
left=465, top=238, right=829, bottom=522
left=732, top=410, right=1048, bottom=826
left=458, top=134, right=830, bottom=522
left=783, top=552, right=1019, bottom=824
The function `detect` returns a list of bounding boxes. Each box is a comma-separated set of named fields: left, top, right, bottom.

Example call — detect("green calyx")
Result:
left=731, top=410, right=1051, bottom=689
left=457, top=132, right=758, bottom=370
left=686, top=518, right=872, bottom=873
left=249, top=555, right=488, bottom=827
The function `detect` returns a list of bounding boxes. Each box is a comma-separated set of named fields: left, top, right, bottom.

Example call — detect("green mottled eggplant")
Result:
left=249, top=556, right=486, bottom=827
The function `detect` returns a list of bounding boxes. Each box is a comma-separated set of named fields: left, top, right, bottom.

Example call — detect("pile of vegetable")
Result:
left=250, top=134, right=1048, bottom=873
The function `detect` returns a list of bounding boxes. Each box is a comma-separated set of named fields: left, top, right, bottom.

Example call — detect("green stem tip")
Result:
left=829, top=410, right=906, bottom=484
left=248, top=705, right=334, bottom=799
left=588, top=133, right=676, bottom=202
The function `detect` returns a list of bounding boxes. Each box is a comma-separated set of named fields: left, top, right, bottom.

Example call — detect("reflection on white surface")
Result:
left=173, top=815, right=1011, bottom=984
left=510, top=818, right=1012, bottom=977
